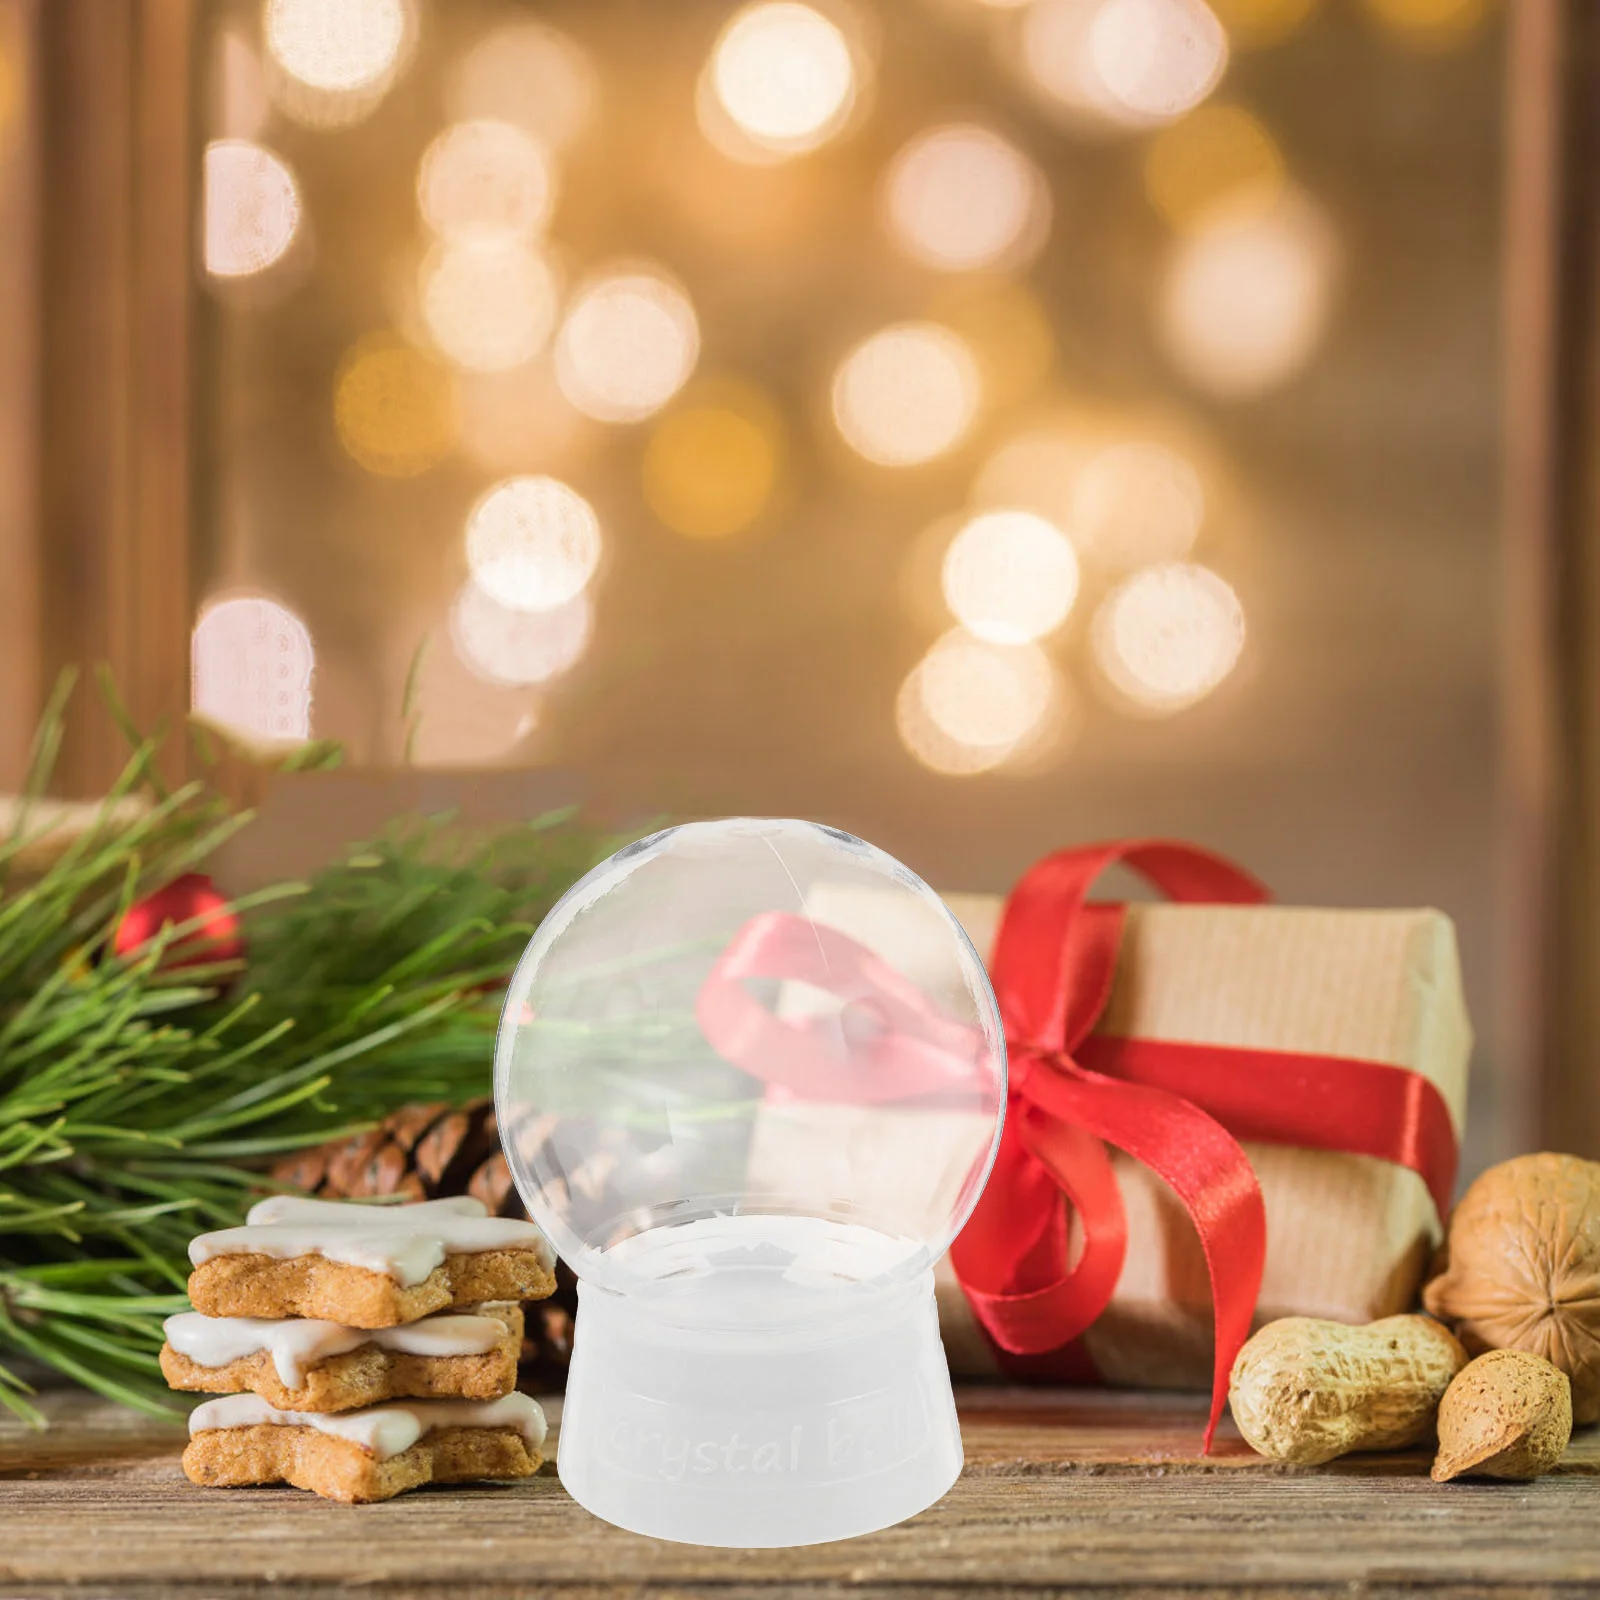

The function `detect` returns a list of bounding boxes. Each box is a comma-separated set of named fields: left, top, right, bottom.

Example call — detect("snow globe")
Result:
left=494, top=817, right=1006, bottom=1547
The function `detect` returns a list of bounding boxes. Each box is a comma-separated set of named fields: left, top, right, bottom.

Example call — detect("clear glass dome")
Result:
left=494, top=818, right=1007, bottom=1304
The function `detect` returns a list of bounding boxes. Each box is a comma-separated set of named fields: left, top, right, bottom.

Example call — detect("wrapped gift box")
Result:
left=939, top=892, right=1471, bottom=1388
left=748, top=883, right=1472, bottom=1392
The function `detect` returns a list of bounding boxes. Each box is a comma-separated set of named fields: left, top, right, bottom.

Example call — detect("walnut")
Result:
left=1423, top=1152, right=1600, bottom=1424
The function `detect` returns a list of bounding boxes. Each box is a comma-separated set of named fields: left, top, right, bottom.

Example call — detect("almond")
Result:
left=1431, top=1349, right=1572, bottom=1482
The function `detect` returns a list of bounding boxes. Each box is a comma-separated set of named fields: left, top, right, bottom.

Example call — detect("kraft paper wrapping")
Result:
left=932, top=893, right=1473, bottom=1389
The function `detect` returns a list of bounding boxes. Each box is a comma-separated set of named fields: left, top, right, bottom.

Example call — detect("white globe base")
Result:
left=556, top=1264, right=963, bottom=1547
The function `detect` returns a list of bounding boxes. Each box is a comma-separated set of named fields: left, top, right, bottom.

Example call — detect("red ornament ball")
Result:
left=112, top=872, right=246, bottom=971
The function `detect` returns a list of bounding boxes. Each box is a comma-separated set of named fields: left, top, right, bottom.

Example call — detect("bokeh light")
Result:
left=417, top=120, right=556, bottom=244
left=1093, top=562, right=1244, bottom=711
left=464, top=476, right=601, bottom=611
left=420, top=241, right=559, bottom=373
left=203, top=140, right=301, bottom=279
left=1020, top=0, right=1224, bottom=130
left=1019, top=0, right=1143, bottom=130
left=1361, top=0, right=1486, bottom=50
left=1209, top=0, right=1319, bottom=49
left=333, top=333, right=458, bottom=478
left=265, top=0, right=406, bottom=90
left=973, top=416, right=1214, bottom=570
left=1072, top=439, right=1205, bottom=568
left=941, top=511, right=1079, bottom=644
left=191, top=594, right=314, bottom=745
left=883, top=124, right=1050, bottom=273
left=1090, top=0, right=1228, bottom=121
left=408, top=643, right=539, bottom=768
left=832, top=323, right=980, bottom=467
left=458, top=360, right=586, bottom=474
left=554, top=267, right=700, bottom=423
left=1159, top=190, right=1336, bottom=397
left=897, top=629, right=1056, bottom=774
left=448, top=22, right=598, bottom=151
left=701, top=2, right=857, bottom=161
left=971, top=424, right=1092, bottom=532
left=263, top=0, right=410, bottom=126
left=643, top=382, right=783, bottom=538
left=1143, top=103, right=1284, bottom=230
left=451, top=581, right=593, bottom=686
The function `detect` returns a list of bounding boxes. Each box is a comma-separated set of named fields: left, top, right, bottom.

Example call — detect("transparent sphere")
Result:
left=495, top=818, right=1006, bottom=1304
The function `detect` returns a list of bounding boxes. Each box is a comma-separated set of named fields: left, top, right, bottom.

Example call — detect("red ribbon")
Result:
left=696, top=839, right=1460, bottom=1455
left=948, top=839, right=1459, bottom=1451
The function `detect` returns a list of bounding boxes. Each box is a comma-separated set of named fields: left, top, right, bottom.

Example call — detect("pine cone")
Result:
left=272, top=1099, right=577, bottom=1392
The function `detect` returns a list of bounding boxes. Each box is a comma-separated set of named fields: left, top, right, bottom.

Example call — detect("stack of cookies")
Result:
left=164, top=1195, right=558, bottom=1503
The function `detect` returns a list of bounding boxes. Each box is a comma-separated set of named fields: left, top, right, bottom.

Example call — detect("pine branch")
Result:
left=0, top=681, right=611, bottom=1419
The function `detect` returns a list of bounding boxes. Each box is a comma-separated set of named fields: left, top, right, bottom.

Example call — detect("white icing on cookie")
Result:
left=163, top=1310, right=509, bottom=1389
left=188, top=1197, right=553, bottom=1285
left=187, top=1391, right=548, bottom=1461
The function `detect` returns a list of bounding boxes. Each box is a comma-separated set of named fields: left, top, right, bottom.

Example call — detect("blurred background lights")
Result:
left=191, top=595, right=315, bottom=746
left=972, top=424, right=1090, bottom=531
left=418, top=120, right=556, bottom=244
left=408, top=643, right=538, bottom=768
left=1019, top=0, right=1158, bottom=131
left=1093, top=562, right=1244, bottom=711
left=458, top=360, right=585, bottom=474
left=333, top=333, right=457, bottom=478
left=264, top=0, right=406, bottom=92
left=420, top=241, right=558, bottom=373
left=643, top=383, right=783, bottom=538
left=941, top=511, right=1079, bottom=644
left=884, top=124, right=1050, bottom=273
left=203, top=140, right=300, bottom=279
left=464, top=476, right=601, bottom=612
left=896, top=687, right=1011, bottom=776
left=897, top=629, right=1056, bottom=774
left=1160, top=191, right=1336, bottom=397
left=451, top=581, right=593, bottom=686
left=448, top=22, right=598, bottom=151
left=704, top=2, right=857, bottom=160
left=1090, top=0, right=1229, bottom=121
left=1071, top=439, right=1205, bottom=568
left=554, top=268, right=700, bottom=423
left=1361, top=0, right=1486, bottom=50
left=832, top=323, right=980, bottom=466
left=1208, top=0, right=1320, bottom=49
left=1143, top=103, right=1285, bottom=231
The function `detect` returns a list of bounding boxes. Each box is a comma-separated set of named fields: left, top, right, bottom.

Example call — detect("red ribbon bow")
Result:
left=948, top=839, right=1459, bottom=1450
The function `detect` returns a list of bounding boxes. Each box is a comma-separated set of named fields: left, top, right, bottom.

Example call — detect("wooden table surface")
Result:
left=2, top=1387, right=1597, bottom=1599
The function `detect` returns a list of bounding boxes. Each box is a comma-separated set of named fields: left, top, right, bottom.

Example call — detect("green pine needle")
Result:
left=0, top=676, right=611, bottom=1421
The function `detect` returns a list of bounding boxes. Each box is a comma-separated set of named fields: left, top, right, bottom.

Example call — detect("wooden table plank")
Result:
left=3, top=1388, right=1598, bottom=1598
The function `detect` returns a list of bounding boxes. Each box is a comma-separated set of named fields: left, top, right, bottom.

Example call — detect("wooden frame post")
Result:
left=0, top=0, right=40, bottom=790
left=1502, top=0, right=1600, bottom=1154
left=32, top=0, right=196, bottom=795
